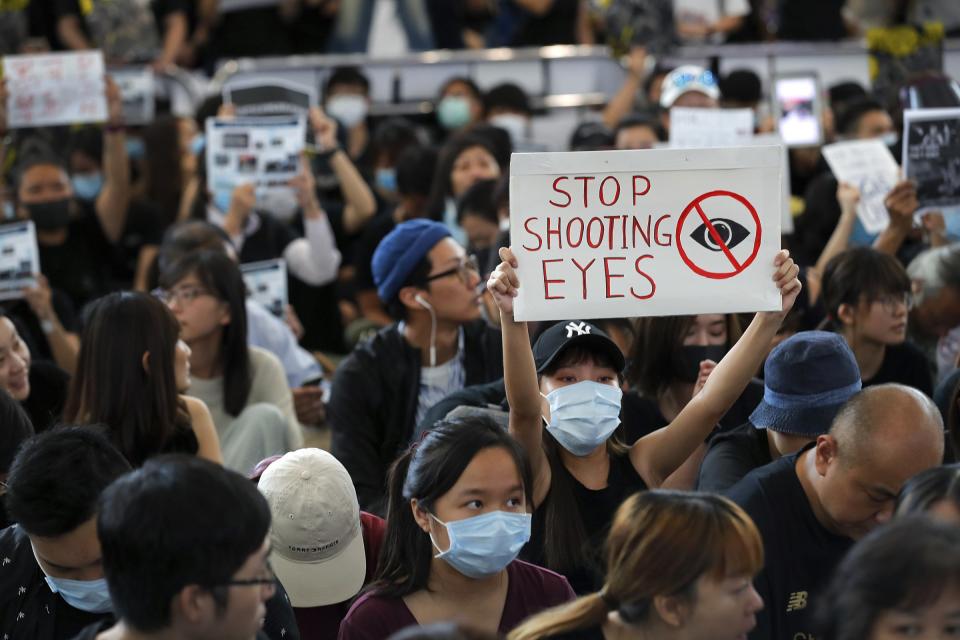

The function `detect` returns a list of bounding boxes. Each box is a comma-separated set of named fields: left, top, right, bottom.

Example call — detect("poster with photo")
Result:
left=223, top=78, right=317, bottom=117
left=205, top=116, right=306, bottom=205
left=0, top=221, right=39, bottom=301
left=240, top=259, right=287, bottom=318
left=903, top=108, right=960, bottom=209
left=109, top=66, right=155, bottom=125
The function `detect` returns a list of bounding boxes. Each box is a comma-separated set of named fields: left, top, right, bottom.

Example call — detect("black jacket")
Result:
left=328, top=321, right=503, bottom=514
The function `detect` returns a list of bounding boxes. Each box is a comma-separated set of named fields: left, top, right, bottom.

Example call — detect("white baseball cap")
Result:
left=257, top=448, right=366, bottom=607
left=659, top=65, right=720, bottom=109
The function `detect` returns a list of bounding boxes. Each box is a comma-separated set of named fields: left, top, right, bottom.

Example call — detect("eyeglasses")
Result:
left=214, top=560, right=277, bottom=589
left=424, top=255, right=480, bottom=287
left=151, top=286, right=213, bottom=306
left=671, top=70, right=717, bottom=90
left=877, top=292, right=916, bottom=313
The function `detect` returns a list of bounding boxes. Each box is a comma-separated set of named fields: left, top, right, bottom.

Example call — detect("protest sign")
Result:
left=224, top=78, right=317, bottom=117
left=903, top=108, right=960, bottom=209
left=669, top=107, right=754, bottom=149
left=240, top=259, right=287, bottom=318
left=2, top=51, right=107, bottom=128
left=109, top=66, right=155, bottom=125
left=509, top=146, right=783, bottom=322
left=0, top=221, right=39, bottom=301
left=205, top=116, right=306, bottom=207
left=821, top=139, right=900, bottom=234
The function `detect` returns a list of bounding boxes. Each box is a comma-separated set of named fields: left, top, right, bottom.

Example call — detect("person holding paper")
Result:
left=4, top=78, right=130, bottom=308
left=487, top=245, right=800, bottom=594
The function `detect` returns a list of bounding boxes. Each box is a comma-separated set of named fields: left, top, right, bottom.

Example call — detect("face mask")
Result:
left=498, top=217, right=510, bottom=232
left=429, top=510, right=531, bottom=579
left=326, top=95, right=368, bottom=128
left=125, top=137, right=145, bottom=160
left=543, top=380, right=622, bottom=457
left=880, top=131, right=899, bottom=147
left=190, top=134, right=205, bottom=155
left=44, top=576, right=113, bottom=613
left=258, top=189, right=298, bottom=222
left=676, top=344, right=728, bottom=383
left=2, top=201, right=14, bottom=220
left=213, top=189, right=233, bottom=214
left=438, top=96, right=472, bottom=130
left=25, top=199, right=71, bottom=230
left=489, top=114, right=528, bottom=144
left=375, top=167, right=397, bottom=193
left=71, top=173, right=103, bottom=201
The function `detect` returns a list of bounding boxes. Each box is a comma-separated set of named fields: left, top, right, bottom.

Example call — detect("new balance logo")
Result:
left=565, top=321, right=591, bottom=338
left=786, top=591, right=808, bottom=612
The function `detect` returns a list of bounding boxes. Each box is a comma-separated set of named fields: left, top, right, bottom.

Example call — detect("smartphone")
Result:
left=301, top=375, right=324, bottom=388
left=772, top=72, right=823, bottom=148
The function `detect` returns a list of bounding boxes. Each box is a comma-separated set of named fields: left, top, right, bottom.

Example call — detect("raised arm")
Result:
left=96, top=77, right=131, bottom=244
left=813, top=182, right=859, bottom=275
left=873, top=180, right=918, bottom=256
left=309, top=107, right=376, bottom=235
left=630, top=250, right=801, bottom=487
left=602, top=47, right=647, bottom=130
left=488, top=246, right=552, bottom=507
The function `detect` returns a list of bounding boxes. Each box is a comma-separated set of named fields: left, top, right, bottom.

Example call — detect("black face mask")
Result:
left=675, top=344, right=728, bottom=383
left=25, top=199, right=71, bottom=230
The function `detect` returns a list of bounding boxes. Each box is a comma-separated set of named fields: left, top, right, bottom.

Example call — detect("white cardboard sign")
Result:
left=2, top=51, right=107, bottom=128
left=509, top=146, right=783, bottom=322
left=669, top=107, right=754, bottom=149
left=821, top=139, right=899, bottom=234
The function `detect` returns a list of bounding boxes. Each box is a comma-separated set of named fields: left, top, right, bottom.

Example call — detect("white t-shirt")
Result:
left=674, top=0, right=750, bottom=42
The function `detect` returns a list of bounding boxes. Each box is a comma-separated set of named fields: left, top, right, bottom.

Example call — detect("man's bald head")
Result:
left=809, top=384, right=945, bottom=540
left=830, top=384, right=943, bottom=468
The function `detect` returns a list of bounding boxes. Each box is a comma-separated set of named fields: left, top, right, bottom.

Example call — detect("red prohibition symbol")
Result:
left=675, top=189, right=762, bottom=280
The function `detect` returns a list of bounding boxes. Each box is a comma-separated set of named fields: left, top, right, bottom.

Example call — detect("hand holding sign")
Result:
left=884, top=180, right=919, bottom=230
left=487, top=246, right=521, bottom=319
left=769, top=249, right=801, bottom=317
left=309, top=107, right=338, bottom=152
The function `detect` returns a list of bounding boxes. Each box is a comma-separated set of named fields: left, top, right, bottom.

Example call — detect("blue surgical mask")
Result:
left=437, top=96, right=472, bottom=130
left=375, top=168, right=397, bottom=193
left=44, top=576, right=113, bottom=613
left=125, top=137, right=145, bottom=160
left=880, top=131, right=899, bottom=147
left=213, top=189, right=233, bottom=214
left=542, top=380, right=622, bottom=456
left=190, top=134, right=205, bottom=155
left=429, top=510, right=531, bottom=579
left=71, top=173, right=103, bottom=201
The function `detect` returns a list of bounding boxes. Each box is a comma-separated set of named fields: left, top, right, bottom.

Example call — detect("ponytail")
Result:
left=509, top=592, right=611, bottom=640
left=370, top=446, right=432, bottom=598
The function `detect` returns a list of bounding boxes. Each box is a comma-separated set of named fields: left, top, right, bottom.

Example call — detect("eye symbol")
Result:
left=690, top=218, right=750, bottom=252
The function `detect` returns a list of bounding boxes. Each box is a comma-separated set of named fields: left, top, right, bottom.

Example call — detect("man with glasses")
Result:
left=70, top=455, right=288, bottom=640
left=328, top=219, right=504, bottom=515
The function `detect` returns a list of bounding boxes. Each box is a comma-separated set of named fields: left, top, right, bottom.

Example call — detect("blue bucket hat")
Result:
left=372, top=219, right=452, bottom=303
left=750, top=331, right=861, bottom=437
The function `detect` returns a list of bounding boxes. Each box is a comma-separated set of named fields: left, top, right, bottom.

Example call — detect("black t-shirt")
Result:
left=865, top=341, right=933, bottom=396
left=23, top=360, right=69, bottom=433
left=549, top=626, right=605, bottom=639
left=725, top=449, right=854, bottom=640
left=69, top=621, right=272, bottom=640
left=777, top=0, right=846, bottom=40
left=620, top=379, right=764, bottom=444
left=38, top=203, right=115, bottom=309
left=109, top=199, right=164, bottom=287
left=524, top=452, right=648, bottom=594
left=697, top=422, right=772, bottom=493
left=353, top=213, right=396, bottom=293
left=511, top=0, right=579, bottom=46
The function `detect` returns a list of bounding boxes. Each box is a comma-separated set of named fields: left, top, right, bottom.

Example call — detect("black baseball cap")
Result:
left=533, top=320, right=626, bottom=374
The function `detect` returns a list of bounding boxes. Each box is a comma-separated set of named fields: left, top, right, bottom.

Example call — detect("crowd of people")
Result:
left=1, top=1, right=960, bottom=639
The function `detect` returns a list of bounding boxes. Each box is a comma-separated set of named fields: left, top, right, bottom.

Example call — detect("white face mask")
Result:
left=326, top=94, right=368, bottom=128
left=258, top=189, right=300, bottom=222
left=489, top=114, right=528, bottom=144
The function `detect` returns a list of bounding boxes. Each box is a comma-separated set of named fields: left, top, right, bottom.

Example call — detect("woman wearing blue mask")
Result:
left=487, top=246, right=800, bottom=594
left=339, top=416, right=575, bottom=639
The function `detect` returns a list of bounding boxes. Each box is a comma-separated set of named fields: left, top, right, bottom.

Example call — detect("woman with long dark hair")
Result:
left=487, top=246, right=800, bottom=594
left=158, top=250, right=301, bottom=473
left=64, top=291, right=221, bottom=467
left=340, top=415, right=575, bottom=638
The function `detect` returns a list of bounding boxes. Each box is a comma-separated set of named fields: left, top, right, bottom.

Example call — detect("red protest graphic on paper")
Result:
left=675, top=190, right=762, bottom=280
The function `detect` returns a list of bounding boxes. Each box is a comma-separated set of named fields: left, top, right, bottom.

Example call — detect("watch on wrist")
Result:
left=40, top=318, right=55, bottom=334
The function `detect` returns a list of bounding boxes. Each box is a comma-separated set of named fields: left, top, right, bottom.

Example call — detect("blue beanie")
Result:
left=373, top=219, right=452, bottom=303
